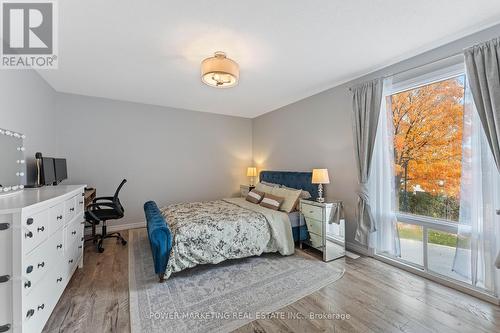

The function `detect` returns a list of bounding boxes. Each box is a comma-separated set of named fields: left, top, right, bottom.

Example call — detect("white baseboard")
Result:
left=85, top=221, right=146, bottom=235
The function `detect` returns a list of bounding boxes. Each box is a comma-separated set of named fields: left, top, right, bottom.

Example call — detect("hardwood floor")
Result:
left=43, top=229, right=500, bottom=333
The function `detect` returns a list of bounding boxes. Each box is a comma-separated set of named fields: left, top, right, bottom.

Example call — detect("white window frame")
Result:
left=373, top=61, right=498, bottom=303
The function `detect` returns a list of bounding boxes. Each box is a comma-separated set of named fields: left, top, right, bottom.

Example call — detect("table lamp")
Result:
left=247, top=167, right=257, bottom=186
left=312, top=168, right=330, bottom=203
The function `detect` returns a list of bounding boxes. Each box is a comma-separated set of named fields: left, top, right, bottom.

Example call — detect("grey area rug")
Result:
left=129, top=228, right=345, bottom=333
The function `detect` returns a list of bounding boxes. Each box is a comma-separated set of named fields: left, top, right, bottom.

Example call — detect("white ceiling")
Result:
left=39, top=0, right=500, bottom=118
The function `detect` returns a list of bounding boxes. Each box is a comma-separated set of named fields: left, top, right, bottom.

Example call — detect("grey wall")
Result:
left=253, top=23, right=500, bottom=251
left=0, top=70, right=57, bottom=184
left=55, top=93, right=253, bottom=226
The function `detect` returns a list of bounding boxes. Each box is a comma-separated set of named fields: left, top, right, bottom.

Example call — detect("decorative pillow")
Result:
left=281, top=185, right=312, bottom=200
left=261, top=181, right=281, bottom=188
left=259, top=194, right=284, bottom=210
left=245, top=190, right=265, bottom=204
left=255, top=182, right=274, bottom=194
left=271, top=187, right=302, bottom=213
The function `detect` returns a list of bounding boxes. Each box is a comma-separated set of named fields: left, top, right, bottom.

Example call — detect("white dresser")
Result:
left=0, top=185, right=86, bottom=333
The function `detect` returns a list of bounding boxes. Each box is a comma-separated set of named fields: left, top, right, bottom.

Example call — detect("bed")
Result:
left=144, top=171, right=318, bottom=282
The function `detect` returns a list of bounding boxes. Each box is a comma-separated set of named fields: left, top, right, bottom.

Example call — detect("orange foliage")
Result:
left=391, top=77, right=464, bottom=198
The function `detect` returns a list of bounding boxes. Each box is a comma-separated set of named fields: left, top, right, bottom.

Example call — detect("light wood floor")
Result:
left=43, top=229, right=500, bottom=333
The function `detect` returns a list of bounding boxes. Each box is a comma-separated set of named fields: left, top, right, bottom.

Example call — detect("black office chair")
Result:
left=85, top=179, right=128, bottom=253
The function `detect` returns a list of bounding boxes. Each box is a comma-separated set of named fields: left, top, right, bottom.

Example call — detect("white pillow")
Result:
left=270, top=187, right=302, bottom=213
left=255, top=182, right=274, bottom=194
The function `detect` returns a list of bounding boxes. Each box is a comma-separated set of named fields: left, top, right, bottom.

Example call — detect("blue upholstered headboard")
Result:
left=259, top=171, right=318, bottom=200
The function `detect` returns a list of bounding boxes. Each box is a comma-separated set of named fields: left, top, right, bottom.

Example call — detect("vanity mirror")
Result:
left=0, top=127, right=26, bottom=195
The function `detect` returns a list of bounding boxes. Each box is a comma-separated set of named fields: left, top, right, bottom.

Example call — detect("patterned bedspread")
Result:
left=160, top=198, right=294, bottom=279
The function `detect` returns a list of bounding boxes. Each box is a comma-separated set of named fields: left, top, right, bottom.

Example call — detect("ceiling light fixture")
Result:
left=201, top=51, right=239, bottom=88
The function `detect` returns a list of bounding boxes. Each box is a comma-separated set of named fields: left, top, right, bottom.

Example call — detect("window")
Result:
left=374, top=60, right=500, bottom=298
left=391, top=75, right=465, bottom=221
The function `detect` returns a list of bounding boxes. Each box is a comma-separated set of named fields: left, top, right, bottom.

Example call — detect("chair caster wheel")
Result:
left=121, top=240, right=127, bottom=246
left=98, top=247, right=104, bottom=253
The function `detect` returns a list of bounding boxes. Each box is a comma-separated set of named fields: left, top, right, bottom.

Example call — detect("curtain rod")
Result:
left=349, top=49, right=465, bottom=91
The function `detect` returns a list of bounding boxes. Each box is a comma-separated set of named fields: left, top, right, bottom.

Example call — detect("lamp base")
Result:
left=316, top=183, right=325, bottom=203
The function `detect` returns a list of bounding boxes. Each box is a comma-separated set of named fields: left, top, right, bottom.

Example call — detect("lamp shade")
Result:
left=247, top=167, right=257, bottom=177
left=312, top=169, right=330, bottom=184
left=201, top=51, right=239, bottom=88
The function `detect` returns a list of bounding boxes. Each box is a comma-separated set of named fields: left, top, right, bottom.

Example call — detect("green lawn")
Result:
left=398, top=225, right=457, bottom=247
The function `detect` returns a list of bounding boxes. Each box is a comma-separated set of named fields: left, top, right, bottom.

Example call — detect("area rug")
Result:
left=129, top=228, right=345, bottom=333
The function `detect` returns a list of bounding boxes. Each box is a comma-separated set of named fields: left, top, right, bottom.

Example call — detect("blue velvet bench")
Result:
left=143, top=201, right=172, bottom=282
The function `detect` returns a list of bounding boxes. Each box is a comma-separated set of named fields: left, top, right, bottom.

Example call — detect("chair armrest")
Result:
left=144, top=201, right=172, bottom=281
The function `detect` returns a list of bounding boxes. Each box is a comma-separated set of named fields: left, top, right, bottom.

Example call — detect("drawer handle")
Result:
left=68, top=259, right=74, bottom=264
left=0, top=324, right=11, bottom=332
left=26, top=218, right=34, bottom=225
left=78, top=245, right=83, bottom=249
left=57, top=277, right=62, bottom=283
left=0, top=275, right=10, bottom=283
left=37, top=226, right=45, bottom=233
left=57, top=215, right=63, bottom=220
left=37, top=262, right=45, bottom=268
left=26, top=309, right=35, bottom=319
left=79, top=201, right=84, bottom=204
left=25, top=231, right=33, bottom=238
left=309, top=210, right=314, bottom=214
left=37, top=304, right=45, bottom=311
left=57, top=244, right=63, bottom=249
left=72, top=231, right=77, bottom=235
left=0, top=223, right=10, bottom=231
left=81, top=236, right=84, bottom=241
left=26, top=265, right=33, bottom=274
left=69, top=207, right=75, bottom=212
left=24, top=280, right=31, bottom=288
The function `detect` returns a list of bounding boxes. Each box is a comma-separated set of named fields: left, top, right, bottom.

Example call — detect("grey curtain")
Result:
left=351, top=79, right=383, bottom=246
left=464, top=38, right=500, bottom=269
left=464, top=38, right=500, bottom=172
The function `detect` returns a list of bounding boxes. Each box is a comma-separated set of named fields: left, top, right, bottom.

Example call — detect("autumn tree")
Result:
left=391, top=77, right=464, bottom=204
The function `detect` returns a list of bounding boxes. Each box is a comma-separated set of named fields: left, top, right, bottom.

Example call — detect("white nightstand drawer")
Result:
left=301, top=204, right=323, bottom=221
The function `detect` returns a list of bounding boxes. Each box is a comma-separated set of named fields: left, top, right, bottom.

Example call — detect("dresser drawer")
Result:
left=301, top=203, right=323, bottom=221
left=65, top=195, right=77, bottom=224
left=22, top=272, right=55, bottom=333
left=23, top=210, right=49, bottom=254
left=0, top=276, right=12, bottom=333
left=76, top=193, right=85, bottom=216
left=304, top=217, right=323, bottom=237
left=0, top=217, right=12, bottom=276
left=53, top=227, right=65, bottom=262
left=64, top=219, right=81, bottom=254
left=49, top=201, right=65, bottom=235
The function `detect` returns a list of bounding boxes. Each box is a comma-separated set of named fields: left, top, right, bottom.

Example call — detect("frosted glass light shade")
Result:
left=312, top=169, right=330, bottom=184
left=247, top=167, right=257, bottom=177
left=201, top=51, right=239, bottom=88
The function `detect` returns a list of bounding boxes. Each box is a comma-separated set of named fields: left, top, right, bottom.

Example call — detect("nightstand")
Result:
left=240, top=184, right=255, bottom=197
left=299, top=199, right=345, bottom=261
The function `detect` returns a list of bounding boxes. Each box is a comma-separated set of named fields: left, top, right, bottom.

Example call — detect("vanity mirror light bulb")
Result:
left=5, top=131, right=12, bottom=136
left=16, top=172, right=20, bottom=176
left=21, top=160, right=25, bottom=164
left=20, top=172, right=24, bottom=177
left=21, top=134, right=26, bottom=139
left=0, top=130, right=4, bottom=135
left=17, top=147, right=25, bottom=151
left=13, top=133, right=20, bottom=138
left=12, top=185, right=18, bottom=191
left=19, top=185, right=24, bottom=189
